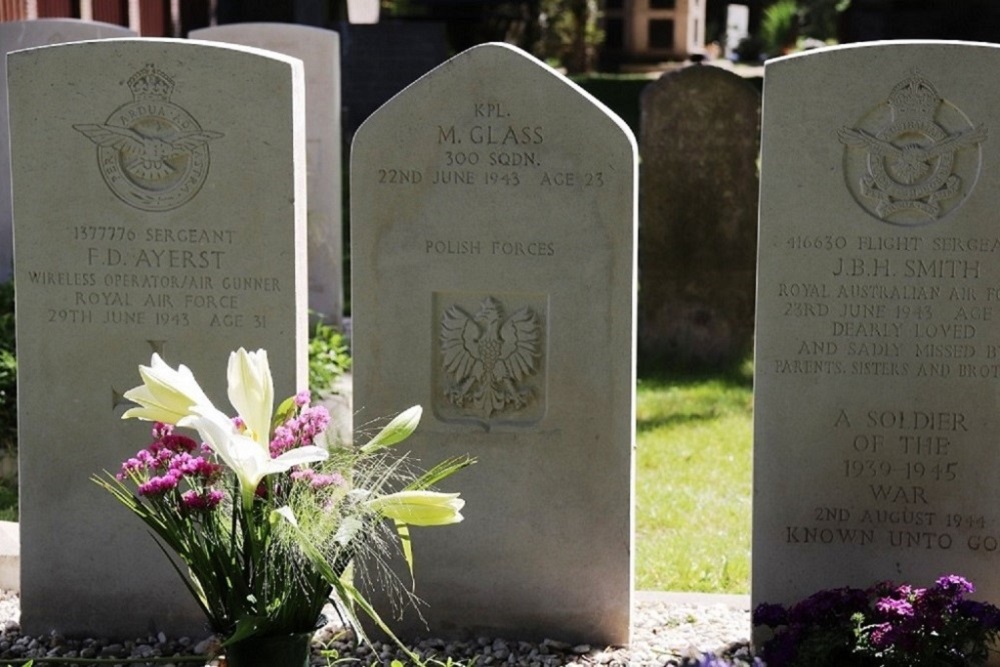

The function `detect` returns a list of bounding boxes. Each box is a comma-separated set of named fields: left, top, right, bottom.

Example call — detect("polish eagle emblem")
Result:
left=440, top=297, right=541, bottom=419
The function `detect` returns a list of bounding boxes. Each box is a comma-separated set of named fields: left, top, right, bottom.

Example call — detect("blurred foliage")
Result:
left=309, top=317, right=352, bottom=397
left=761, top=0, right=800, bottom=55
left=0, top=282, right=14, bottom=450
left=535, top=0, right=604, bottom=73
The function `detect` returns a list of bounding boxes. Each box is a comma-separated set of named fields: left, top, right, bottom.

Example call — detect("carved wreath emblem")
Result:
left=838, top=72, right=987, bottom=224
left=440, top=296, right=541, bottom=420
left=74, top=64, right=223, bottom=212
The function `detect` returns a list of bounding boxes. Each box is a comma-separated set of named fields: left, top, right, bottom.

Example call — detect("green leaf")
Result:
left=394, top=519, right=414, bottom=584
left=273, top=394, right=298, bottom=429
left=221, top=614, right=268, bottom=647
left=403, top=456, right=476, bottom=491
left=360, top=406, right=422, bottom=453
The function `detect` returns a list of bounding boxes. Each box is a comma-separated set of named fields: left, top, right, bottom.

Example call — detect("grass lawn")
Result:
left=635, top=362, right=753, bottom=594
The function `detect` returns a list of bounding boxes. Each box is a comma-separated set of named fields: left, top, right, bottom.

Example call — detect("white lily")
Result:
left=180, top=405, right=328, bottom=508
left=121, top=353, right=213, bottom=424
left=227, top=348, right=273, bottom=448
left=365, top=490, right=465, bottom=526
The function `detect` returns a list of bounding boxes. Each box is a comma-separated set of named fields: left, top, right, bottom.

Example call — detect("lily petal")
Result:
left=181, top=405, right=327, bottom=508
left=121, top=353, right=213, bottom=424
left=227, top=348, right=273, bottom=449
left=366, top=490, right=465, bottom=526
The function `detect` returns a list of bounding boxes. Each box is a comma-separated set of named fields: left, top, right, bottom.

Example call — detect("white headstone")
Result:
left=0, top=19, right=137, bottom=283
left=8, top=37, right=306, bottom=637
left=754, top=41, right=1000, bottom=611
left=190, top=24, right=343, bottom=325
left=725, top=5, right=750, bottom=60
left=351, top=42, right=636, bottom=645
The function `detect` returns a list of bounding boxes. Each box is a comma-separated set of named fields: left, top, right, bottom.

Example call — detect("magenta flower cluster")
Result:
left=270, top=390, right=331, bottom=458
left=117, top=423, right=223, bottom=511
left=117, top=394, right=336, bottom=514
left=754, top=575, right=1000, bottom=667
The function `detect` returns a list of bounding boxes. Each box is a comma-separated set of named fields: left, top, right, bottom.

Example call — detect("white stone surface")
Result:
left=754, top=41, right=1000, bottom=611
left=351, top=42, right=636, bottom=645
left=8, top=38, right=306, bottom=637
left=0, top=522, right=17, bottom=593
left=0, top=19, right=136, bottom=284
left=190, top=24, right=343, bottom=325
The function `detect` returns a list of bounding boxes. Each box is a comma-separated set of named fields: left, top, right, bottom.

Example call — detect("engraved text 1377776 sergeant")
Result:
left=839, top=72, right=987, bottom=225
left=74, top=64, right=223, bottom=212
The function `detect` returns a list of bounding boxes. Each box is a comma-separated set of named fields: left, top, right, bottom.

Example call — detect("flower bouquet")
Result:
left=94, top=348, right=472, bottom=667
left=754, top=575, right=1000, bottom=667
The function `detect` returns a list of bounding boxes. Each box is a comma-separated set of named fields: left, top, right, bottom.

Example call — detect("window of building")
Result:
left=649, top=18, right=674, bottom=49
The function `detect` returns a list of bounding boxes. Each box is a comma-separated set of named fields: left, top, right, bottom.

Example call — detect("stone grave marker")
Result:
left=754, top=42, right=1000, bottom=611
left=190, top=24, right=343, bottom=325
left=0, top=19, right=137, bottom=284
left=8, top=38, right=306, bottom=637
left=638, top=64, right=760, bottom=370
left=351, top=42, right=637, bottom=645
left=725, top=4, right=750, bottom=60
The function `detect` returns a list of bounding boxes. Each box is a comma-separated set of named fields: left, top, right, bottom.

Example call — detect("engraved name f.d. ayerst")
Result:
left=74, top=64, right=223, bottom=212
left=838, top=72, right=987, bottom=225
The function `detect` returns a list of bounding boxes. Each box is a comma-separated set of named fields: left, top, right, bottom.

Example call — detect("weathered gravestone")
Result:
left=351, top=42, right=636, bottom=645
left=8, top=38, right=306, bottom=636
left=339, top=22, right=448, bottom=135
left=190, top=24, right=343, bottom=326
left=754, top=42, right=1000, bottom=612
left=0, top=19, right=137, bottom=284
left=639, top=64, right=760, bottom=371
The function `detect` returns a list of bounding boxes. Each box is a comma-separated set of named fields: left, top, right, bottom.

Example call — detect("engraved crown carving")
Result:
left=888, top=73, right=939, bottom=121
left=128, top=64, right=175, bottom=101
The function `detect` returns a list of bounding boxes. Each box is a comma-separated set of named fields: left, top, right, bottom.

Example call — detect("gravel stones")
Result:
left=0, top=590, right=752, bottom=666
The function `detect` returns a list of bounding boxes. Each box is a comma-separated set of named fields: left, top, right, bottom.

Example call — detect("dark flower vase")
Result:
left=225, top=631, right=312, bottom=667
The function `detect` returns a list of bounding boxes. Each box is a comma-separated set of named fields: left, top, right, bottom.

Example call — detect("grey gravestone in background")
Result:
left=339, top=22, right=448, bottom=135
left=754, top=42, right=1000, bottom=611
left=190, top=24, right=343, bottom=325
left=8, top=38, right=306, bottom=637
left=0, top=19, right=136, bottom=283
left=352, top=42, right=636, bottom=645
left=639, top=64, right=759, bottom=370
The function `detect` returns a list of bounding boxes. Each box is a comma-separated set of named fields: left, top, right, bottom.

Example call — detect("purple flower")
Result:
left=868, top=622, right=895, bottom=649
left=138, top=470, right=182, bottom=496
left=294, top=390, right=311, bottom=407
left=181, top=489, right=223, bottom=511
left=958, top=599, right=1000, bottom=630
left=876, top=596, right=915, bottom=617
left=936, top=574, right=975, bottom=598
left=752, top=602, right=788, bottom=628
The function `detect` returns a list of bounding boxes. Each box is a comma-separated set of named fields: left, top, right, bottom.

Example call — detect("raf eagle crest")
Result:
left=74, top=64, right=223, bottom=211
left=440, top=297, right=541, bottom=420
left=838, top=72, right=986, bottom=224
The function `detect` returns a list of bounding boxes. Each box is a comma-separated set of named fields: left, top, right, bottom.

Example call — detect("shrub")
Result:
left=308, top=317, right=351, bottom=396
left=0, top=281, right=14, bottom=449
left=761, top=0, right=800, bottom=56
